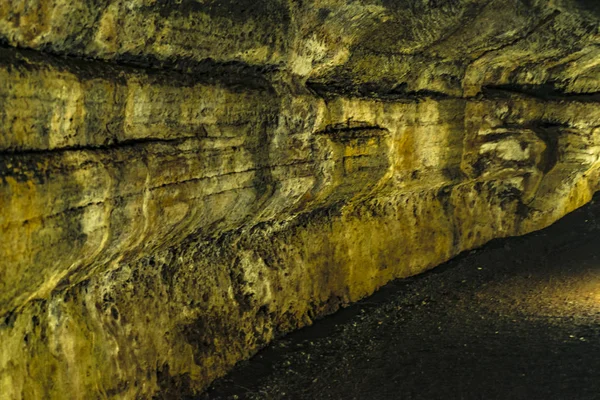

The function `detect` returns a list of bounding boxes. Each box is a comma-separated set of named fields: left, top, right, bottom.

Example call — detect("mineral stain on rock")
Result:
left=0, top=0, right=599, bottom=399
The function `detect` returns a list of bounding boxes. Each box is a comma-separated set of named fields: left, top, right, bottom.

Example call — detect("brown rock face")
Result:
left=0, top=0, right=599, bottom=398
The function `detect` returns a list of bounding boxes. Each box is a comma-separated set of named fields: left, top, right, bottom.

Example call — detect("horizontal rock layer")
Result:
left=1, top=0, right=599, bottom=94
left=1, top=0, right=599, bottom=398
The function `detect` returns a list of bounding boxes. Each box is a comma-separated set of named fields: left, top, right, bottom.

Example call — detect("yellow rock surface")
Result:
left=0, top=0, right=599, bottom=398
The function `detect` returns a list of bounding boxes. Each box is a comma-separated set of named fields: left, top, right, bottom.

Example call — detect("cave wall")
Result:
left=1, top=0, right=599, bottom=398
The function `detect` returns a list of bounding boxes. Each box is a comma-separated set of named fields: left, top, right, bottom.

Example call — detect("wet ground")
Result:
left=198, top=198, right=600, bottom=400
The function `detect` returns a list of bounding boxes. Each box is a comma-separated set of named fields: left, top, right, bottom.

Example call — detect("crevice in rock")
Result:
left=0, top=136, right=197, bottom=156
left=306, top=79, right=456, bottom=101
left=0, top=43, right=276, bottom=93
left=482, top=84, right=600, bottom=102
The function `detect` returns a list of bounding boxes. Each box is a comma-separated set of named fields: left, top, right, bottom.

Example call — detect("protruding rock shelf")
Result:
left=0, top=0, right=599, bottom=398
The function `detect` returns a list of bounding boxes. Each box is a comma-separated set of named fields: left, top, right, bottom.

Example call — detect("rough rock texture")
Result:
left=0, top=0, right=599, bottom=398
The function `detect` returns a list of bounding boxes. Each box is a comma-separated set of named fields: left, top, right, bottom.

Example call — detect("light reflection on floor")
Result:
left=477, top=246, right=600, bottom=320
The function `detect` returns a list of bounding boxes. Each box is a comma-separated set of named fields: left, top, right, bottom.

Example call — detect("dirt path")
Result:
left=198, top=198, right=600, bottom=400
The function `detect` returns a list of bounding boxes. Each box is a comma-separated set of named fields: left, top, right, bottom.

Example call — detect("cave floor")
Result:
left=197, top=198, right=600, bottom=400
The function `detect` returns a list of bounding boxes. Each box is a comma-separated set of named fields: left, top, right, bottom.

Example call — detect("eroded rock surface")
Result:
left=0, top=0, right=599, bottom=398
